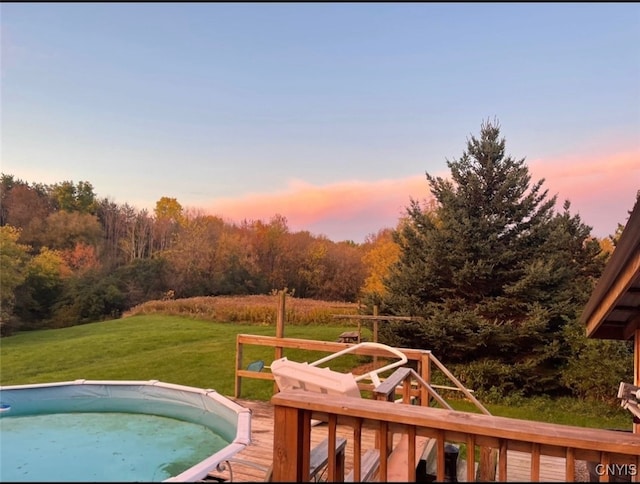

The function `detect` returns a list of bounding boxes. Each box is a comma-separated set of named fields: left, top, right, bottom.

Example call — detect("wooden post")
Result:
left=272, top=404, right=311, bottom=481
left=478, top=446, right=498, bottom=482
left=373, top=305, right=379, bottom=367
left=274, top=290, right=286, bottom=393
left=373, top=305, right=379, bottom=343
left=531, top=443, right=540, bottom=482
left=378, top=420, right=389, bottom=481
left=565, top=447, right=576, bottom=482
left=235, top=337, right=243, bottom=398
left=635, top=329, right=640, bottom=434
left=436, top=429, right=446, bottom=482
left=276, top=289, right=286, bottom=340
left=421, top=353, right=431, bottom=407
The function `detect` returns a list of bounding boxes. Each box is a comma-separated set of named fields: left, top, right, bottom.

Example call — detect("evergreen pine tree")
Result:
left=382, top=119, right=605, bottom=396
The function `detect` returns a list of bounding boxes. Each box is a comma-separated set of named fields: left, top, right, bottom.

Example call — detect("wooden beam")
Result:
left=585, top=252, right=640, bottom=338
left=580, top=198, right=640, bottom=338
left=333, top=314, right=416, bottom=321
left=237, top=334, right=431, bottom=361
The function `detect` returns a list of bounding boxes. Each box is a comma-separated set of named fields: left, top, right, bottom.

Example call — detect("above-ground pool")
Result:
left=0, top=380, right=251, bottom=482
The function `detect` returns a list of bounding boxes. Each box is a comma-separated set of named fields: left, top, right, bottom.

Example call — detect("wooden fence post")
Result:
left=274, top=290, right=286, bottom=393
left=373, top=305, right=379, bottom=367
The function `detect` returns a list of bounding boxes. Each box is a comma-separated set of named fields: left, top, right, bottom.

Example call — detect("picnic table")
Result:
left=337, top=331, right=360, bottom=344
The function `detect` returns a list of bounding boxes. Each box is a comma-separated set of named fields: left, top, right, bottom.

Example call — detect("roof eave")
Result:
left=580, top=196, right=640, bottom=340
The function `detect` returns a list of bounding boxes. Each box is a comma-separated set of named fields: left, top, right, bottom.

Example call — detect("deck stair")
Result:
left=386, top=434, right=432, bottom=481
left=345, top=449, right=380, bottom=482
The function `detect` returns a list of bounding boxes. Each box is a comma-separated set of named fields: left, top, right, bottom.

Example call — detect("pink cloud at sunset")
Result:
left=205, top=175, right=436, bottom=241
left=204, top=149, right=638, bottom=242
left=528, top=148, right=639, bottom=237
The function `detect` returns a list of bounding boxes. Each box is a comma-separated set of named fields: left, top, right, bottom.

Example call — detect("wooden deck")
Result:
left=208, top=398, right=379, bottom=482
left=205, top=398, right=587, bottom=482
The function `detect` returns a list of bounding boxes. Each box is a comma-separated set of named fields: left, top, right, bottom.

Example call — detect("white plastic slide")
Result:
left=309, top=342, right=408, bottom=388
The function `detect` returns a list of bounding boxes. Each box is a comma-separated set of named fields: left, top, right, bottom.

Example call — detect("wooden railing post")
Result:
left=272, top=404, right=311, bottom=481
left=565, top=447, right=575, bottom=482
left=327, top=414, right=345, bottom=482
left=466, top=434, right=477, bottom=483
left=479, top=446, right=498, bottom=481
left=436, top=429, right=446, bottom=482
left=498, top=439, right=508, bottom=481
left=421, top=353, right=431, bottom=406
left=352, top=418, right=363, bottom=482
left=531, top=442, right=541, bottom=481
left=234, top=337, right=243, bottom=398
left=378, top=420, right=389, bottom=482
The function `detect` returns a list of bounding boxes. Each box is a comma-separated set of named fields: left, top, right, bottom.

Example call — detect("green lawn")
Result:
left=0, top=315, right=367, bottom=400
left=0, top=314, right=632, bottom=429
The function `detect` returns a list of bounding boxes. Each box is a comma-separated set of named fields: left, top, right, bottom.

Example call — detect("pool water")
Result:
left=0, top=412, right=229, bottom=482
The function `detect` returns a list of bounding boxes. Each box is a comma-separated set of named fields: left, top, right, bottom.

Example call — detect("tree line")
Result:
left=1, top=177, right=387, bottom=335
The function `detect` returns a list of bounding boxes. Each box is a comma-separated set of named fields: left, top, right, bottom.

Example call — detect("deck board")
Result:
left=206, top=398, right=588, bottom=482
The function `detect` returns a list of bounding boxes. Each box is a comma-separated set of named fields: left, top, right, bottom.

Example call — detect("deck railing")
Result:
left=235, top=334, right=431, bottom=398
left=235, top=334, right=489, bottom=414
left=271, top=389, right=640, bottom=482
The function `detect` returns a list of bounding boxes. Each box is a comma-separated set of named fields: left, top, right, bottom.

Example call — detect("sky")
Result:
left=2, top=3, right=639, bottom=242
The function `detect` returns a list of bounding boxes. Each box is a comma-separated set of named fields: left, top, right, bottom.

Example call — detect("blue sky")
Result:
left=2, top=3, right=639, bottom=242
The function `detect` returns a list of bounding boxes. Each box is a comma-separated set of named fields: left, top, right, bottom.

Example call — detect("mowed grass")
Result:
left=0, top=313, right=632, bottom=429
left=0, top=314, right=368, bottom=400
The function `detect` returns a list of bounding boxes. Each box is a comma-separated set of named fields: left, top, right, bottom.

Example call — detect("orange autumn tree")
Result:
left=360, top=228, right=401, bottom=306
left=153, top=196, right=184, bottom=253
left=63, top=242, right=100, bottom=274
